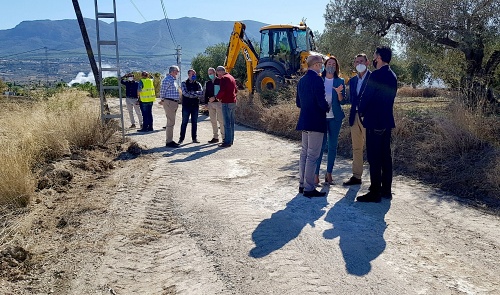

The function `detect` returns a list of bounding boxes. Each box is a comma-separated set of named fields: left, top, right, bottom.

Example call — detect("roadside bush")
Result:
left=0, top=89, right=117, bottom=206
left=397, top=86, right=440, bottom=98
left=258, top=86, right=295, bottom=107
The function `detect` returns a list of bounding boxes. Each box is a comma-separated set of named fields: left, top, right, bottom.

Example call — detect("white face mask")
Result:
left=128, top=77, right=134, bottom=81
left=356, top=64, right=367, bottom=73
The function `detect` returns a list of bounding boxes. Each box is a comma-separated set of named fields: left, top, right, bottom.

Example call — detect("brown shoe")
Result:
left=343, top=176, right=362, bottom=186
left=208, top=138, right=219, bottom=143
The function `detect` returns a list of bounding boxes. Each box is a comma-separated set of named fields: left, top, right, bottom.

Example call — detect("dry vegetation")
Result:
left=0, top=90, right=116, bottom=207
left=236, top=87, right=500, bottom=210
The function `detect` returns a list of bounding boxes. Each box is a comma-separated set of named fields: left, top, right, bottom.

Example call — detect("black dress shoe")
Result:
left=178, top=139, right=184, bottom=144
left=303, top=189, right=327, bottom=198
left=356, top=191, right=381, bottom=203
left=381, top=191, right=393, bottom=199
left=165, top=141, right=180, bottom=148
left=208, top=138, right=219, bottom=143
left=219, top=143, right=232, bottom=148
left=343, top=176, right=362, bottom=186
left=299, top=187, right=304, bottom=194
left=137, top=129, right=148, bottom=132
left=192, top=139, right=200, bottom=143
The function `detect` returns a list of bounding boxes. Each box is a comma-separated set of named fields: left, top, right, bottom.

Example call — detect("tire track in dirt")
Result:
left=66, top=159, right=227, bottom=295
left=65, top=106, right=499, bottom=294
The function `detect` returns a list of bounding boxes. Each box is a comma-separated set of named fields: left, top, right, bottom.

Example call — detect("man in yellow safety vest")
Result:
left=137, top=71, right=156, bottom=132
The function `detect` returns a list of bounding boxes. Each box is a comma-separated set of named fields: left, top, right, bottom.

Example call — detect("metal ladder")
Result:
left=94, top=0, right=124, bottom=139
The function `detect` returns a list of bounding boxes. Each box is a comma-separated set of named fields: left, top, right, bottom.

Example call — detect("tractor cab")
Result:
left=258, top=24, right=316, bottom=75
left=255, top=23, right=316, bottom=91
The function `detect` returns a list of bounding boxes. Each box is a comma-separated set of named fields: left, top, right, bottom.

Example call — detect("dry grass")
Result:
left=397, top=86, right=444, bottom=98
left=0, top=89, right=116, bottom=206
left=236, top=89, right=500, bottom=209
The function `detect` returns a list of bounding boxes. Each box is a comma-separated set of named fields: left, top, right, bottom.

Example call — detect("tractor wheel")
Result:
left=255, top=69, right=284, bottom=92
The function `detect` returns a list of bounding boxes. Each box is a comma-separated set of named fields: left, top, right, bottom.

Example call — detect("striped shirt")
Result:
left=160, top=74, right=179, bottom=100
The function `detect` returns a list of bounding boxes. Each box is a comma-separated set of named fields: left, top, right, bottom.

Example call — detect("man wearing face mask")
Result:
left=357, top=46, right=397, bottom=203
left=120, top=73, right=143, bottom=129
left=296, top=55, right=330, bottom=198
left=204, top=67, right=224, bottom=143
left=179, top=69, right=203, bottom=144
left=343, top=54, right=371, bottom=186
left=160, top=65, right=181, bottom=148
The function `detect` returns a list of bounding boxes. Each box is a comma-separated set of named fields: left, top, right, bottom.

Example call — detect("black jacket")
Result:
left=358, top=65, right=397, bottom=129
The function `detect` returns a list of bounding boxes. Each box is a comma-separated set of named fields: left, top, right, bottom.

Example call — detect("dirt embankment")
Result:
left=1, top=104, right=499, bottom=295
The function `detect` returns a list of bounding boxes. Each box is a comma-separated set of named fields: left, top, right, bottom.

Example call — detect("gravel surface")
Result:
left=2, top=102, right=499, bottom=295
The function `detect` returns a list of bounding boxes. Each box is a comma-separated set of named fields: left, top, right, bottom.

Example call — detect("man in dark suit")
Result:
left=343, top=54, right=371, bottom=186
left=296, top=55, right=330, bottom=197
left=357, top=46, right=397, bottom=202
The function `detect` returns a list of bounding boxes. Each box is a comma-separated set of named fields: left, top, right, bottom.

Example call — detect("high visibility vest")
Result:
left=139, top=78, right=156, bottom=102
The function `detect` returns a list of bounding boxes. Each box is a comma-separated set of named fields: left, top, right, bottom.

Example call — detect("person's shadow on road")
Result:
left=249, top=194, right=328, bottom=258
left=323, top=187, right=391, bottom=276
left=167, top=143, right=220, bottom=163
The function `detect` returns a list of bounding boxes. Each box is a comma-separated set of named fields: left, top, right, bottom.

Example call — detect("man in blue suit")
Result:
left=296, top=55, right=330, bottom=198
left=343, top=54, right=371, bottom=186
left=357, top=46, right=397, bottom=202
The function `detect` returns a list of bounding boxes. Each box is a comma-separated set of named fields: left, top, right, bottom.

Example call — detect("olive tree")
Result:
left=325, top=0, right=500, bottom=106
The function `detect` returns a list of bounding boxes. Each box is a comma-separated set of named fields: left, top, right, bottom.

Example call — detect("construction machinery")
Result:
left=224, top=21, right=320, bottom=93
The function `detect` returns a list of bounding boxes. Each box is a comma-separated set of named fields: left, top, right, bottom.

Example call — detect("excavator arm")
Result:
left=224, top=22, right=259, bottom=91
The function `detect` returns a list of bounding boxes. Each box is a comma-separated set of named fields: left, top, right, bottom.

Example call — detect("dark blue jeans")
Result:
left=366, top=128, right=393, bottom=193
left=139, top=102, right=153, bottom=130
left=179, top=104, right=199, bottom=141
left=222, top=103, right=236, bottom=144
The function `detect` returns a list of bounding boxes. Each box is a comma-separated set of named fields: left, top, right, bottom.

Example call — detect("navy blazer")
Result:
left=347, top=70, right=371, bottom=126
left=296, top=70, right=329, bottom=133
left=323, top=76, right=347, bottom=122
left=359, top=65, right=397, bottom=129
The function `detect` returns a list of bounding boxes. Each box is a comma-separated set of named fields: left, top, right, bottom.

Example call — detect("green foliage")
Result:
left=0, top=79, right=7, bottom=94
left=72, top=82, right=98, bottom=98
left=324, top=0, right=500, bottom=106
left=317, top=21, right=383, bottom=78
left=191, top=43, right=250, bottom=87
left=102, top=77, right=120, bottom=97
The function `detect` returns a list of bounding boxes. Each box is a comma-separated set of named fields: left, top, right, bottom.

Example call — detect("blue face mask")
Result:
left=208, top=74, right=215, bottom=80
left=191, top=75, right=197, bottom=81
left=321, top=65, right=325, bottom=73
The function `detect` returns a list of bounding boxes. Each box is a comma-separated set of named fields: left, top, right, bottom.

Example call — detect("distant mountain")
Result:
left=0, top=17, right=267, bottom=82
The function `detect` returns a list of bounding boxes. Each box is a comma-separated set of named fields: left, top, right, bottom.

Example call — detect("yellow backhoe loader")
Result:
left=224, top=21, right=321, bottom=93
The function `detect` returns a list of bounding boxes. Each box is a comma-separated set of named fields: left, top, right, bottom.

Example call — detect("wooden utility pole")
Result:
left=72, top=0, right=100, bottom=93
left=72, top=0, right=109, bottom=112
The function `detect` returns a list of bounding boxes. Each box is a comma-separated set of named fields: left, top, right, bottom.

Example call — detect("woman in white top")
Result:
left=315, top=56, right=346, bottom=185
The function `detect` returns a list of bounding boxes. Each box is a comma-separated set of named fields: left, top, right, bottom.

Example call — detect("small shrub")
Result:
left=0, top=89, right=116, bottom=206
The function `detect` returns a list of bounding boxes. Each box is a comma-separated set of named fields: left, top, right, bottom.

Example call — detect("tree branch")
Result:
left=483, top=50, right=500, bottom=77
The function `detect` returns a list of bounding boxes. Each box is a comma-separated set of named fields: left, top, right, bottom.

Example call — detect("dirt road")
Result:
left=3, top=103, right=499, bottom=294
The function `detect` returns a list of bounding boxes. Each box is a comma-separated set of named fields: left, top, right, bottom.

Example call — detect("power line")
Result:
left=0, top=47, right=45, bottom=59
left=129, top=0, right=147, bottom=22
left=160, top=0, right=178, bottom=46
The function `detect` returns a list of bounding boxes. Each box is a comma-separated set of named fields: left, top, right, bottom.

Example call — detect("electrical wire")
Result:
left=160, top=0, right=178, bottom=46
left=129, top=0, right=147, bottom=22
left=0, top=47, right=45, bottom=59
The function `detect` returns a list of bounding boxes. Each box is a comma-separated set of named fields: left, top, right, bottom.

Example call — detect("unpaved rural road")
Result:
left=8, top=102, right=499, bottom=294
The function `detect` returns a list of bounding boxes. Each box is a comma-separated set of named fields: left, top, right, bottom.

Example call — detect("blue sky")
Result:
left=0, top=0, right=331, bottom=33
